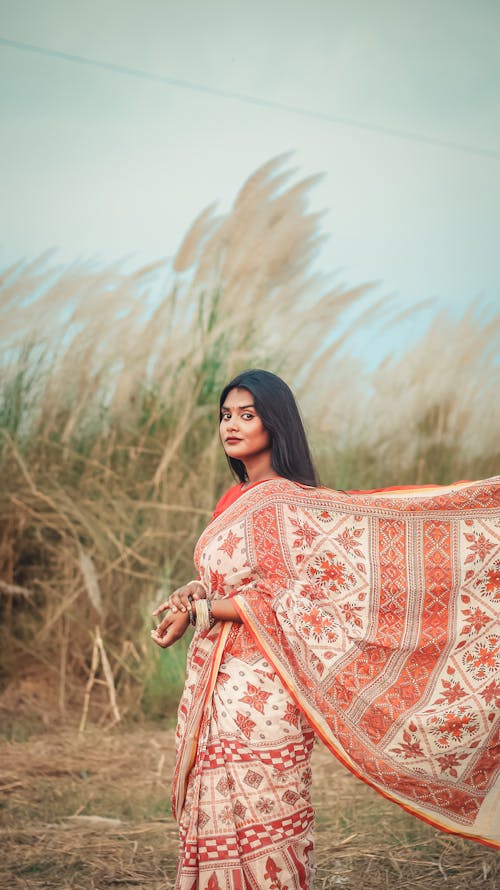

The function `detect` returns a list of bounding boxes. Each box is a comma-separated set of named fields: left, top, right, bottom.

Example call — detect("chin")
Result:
left=225, top=447, right=246, bottom=457
left=225, top=446, right=249, bottom=461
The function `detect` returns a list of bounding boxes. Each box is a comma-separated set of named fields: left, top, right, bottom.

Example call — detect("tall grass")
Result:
left=0, top=156, right=498, bottom=724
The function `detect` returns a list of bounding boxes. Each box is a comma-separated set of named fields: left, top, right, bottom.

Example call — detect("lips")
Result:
left=225, top=437, right=242, bottom=444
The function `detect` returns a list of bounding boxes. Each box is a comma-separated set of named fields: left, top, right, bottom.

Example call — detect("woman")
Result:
left=152, top=370, right=500, bottom=889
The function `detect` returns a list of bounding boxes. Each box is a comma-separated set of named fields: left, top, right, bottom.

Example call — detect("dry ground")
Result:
left=0, top=725, right=497, bottom=890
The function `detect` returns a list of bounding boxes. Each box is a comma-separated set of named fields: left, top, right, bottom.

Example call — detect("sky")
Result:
left=1, top=0, right=499, bottom=361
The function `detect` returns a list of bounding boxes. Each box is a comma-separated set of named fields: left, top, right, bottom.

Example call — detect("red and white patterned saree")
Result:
left=173, top=478, right=500, bottom=889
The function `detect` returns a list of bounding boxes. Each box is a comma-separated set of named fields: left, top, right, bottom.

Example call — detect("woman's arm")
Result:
left=210, top=599, right=241, bottom=623
left=150, top=582, right=242, bottom=648
left=152, top=580, right=206, bottom=619
left=153, top=581, right=242, bottom=624
left=150, top=608, right=190, bottom=648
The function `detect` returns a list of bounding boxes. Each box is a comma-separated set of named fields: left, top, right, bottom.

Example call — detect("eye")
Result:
left=242, top=413, right=255, bottom=420
left=220, top=412, right=230, bottom=421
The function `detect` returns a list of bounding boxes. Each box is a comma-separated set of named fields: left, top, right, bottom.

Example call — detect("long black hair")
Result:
left=219, top=369, right=319, bottom=487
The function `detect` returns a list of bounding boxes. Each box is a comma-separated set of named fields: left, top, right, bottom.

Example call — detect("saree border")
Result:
left=173, top=622, right=232, bottom=819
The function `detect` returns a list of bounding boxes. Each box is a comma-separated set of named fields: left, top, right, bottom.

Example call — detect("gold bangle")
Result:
left=195, top=598, right=210, bottom=632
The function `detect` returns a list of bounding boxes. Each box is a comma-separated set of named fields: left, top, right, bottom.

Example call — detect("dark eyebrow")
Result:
left=221, top=404, right=255, bottom=411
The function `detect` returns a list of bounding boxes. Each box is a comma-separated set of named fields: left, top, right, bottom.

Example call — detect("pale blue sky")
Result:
left=1, top=0, right=499, bottom=360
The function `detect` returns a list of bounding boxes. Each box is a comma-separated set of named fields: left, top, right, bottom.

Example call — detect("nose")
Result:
left=227, top=416, right=239, bottom=432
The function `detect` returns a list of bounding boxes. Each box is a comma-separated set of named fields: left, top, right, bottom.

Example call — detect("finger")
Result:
left=189, top=582, right=207, bottom=600
left=152, top=621, right=182, bottom=648
left=151, top=629, right=171, bottom=649
left=170, top=594, right=191, bottom=612
left=169, top=595, right=187, bottom=613
left=156, top=614, right=174, bottom=636
left=152, top=602, right=170, bottom=616
left=173, top=593, right=194, bottom=612
left=151, top=620, right=172, bottom=640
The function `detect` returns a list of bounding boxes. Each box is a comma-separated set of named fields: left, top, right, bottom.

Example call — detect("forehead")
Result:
left=222, top=387, right=254, bottom=408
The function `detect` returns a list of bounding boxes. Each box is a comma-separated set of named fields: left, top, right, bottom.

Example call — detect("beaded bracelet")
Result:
left=206, top=597, right=216, bottom=629
left=187, top=594, right=196, bottom=627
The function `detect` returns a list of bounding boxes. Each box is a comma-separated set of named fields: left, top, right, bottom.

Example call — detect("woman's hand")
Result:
left=150, top=608, right=190, bottom=649
left=152, top=581, right=207, bottom=620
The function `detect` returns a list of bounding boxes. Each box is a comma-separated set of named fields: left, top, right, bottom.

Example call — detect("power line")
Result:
left=1, top=35, right=499, bottom=161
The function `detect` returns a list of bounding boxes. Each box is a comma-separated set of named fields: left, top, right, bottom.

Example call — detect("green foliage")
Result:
left=140, top=638, right=190, bottom=721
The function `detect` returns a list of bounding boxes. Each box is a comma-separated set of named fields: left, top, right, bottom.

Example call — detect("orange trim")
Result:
left=348, top=481, right=471, bottom=493
left=181, top=623, right=232, bottom=809
left=232, top=596, right=499, bottom=851
left=347, top=481, right=473, bottom=496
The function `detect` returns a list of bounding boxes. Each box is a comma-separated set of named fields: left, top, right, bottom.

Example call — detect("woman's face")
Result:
left=220, top=388, right=271, bottom=463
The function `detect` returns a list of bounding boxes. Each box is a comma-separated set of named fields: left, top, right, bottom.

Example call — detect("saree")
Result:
left=173, top=477, right=500, bottom=889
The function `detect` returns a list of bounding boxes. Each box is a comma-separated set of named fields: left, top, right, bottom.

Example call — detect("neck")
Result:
left=242, top=454, right=279, bottom=487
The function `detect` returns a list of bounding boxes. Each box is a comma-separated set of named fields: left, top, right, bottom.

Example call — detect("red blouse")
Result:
left=211, top=480, right=274, bottom=521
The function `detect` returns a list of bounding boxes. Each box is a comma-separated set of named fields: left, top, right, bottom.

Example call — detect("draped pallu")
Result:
left=173, top=478, right=500, bottom=889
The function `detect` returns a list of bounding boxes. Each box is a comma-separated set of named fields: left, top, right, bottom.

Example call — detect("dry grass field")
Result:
left=1, top=157, right=499, bottom=889
left=1, top=725, right=498, bottom=890
left=1, top=156, right=498, bottom=725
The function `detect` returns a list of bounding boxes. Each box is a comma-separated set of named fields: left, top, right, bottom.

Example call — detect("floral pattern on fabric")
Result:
left=173, top=477, right=500, bottom=890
